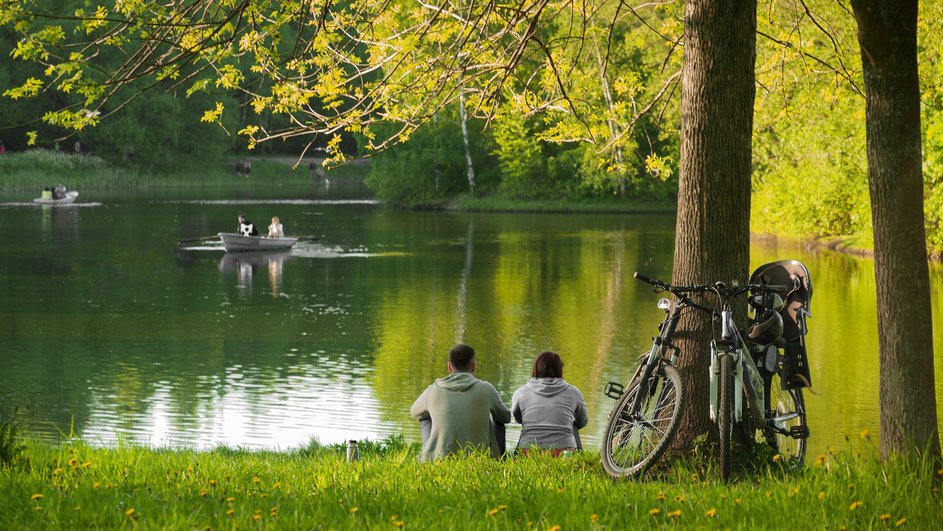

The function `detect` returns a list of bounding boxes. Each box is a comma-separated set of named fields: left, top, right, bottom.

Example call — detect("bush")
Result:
left=0, top=407, right=25, bottom=467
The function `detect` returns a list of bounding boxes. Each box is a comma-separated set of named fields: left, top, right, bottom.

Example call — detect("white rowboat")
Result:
left=218, top=232, right=298, bottom=252
left=34, top=191, right=79, bottom=205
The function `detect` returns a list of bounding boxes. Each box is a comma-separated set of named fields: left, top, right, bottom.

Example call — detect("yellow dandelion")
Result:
left=498, top=504, right=508, bottom=511
left=261, top=493, right=269, bottom=498
left=74, top=506, right=80, bottom=511
left=789, top=487, right=799, bottom=497
left=655, top=492, right=666, bottom=501
left=81, top=461, right=92, bottom=468
left=674, top=495, right=685, bottom=503
left=33, top=506, right=43, bottom=512
left=849, top=500, right=863, bottom=510
left=92, top=482, right=100, bottom=489
left=880, top=514, right=891, bottom=522
left=253, top=476, right=261, bottom=484
left=816, top=455, right=827, bottom=466
left=68, top=458, right=79, bottom=467
left=706, top=508, right=717, bottom=518
left=53, top=467, right=64, bottom=476
left=818, top=491, right=826, bottom=500
left=199, top=489, right=208, bottom=497
left=591, top=514, right=599, bottom=522
left=209, top=479, right=217, bottom=487
left=772, top=454, right=782, bottom=462
left=125, top=508, right=136, bottom=517
left=252, top=513, right=262, bottom=521
left=350, top=507, right=359, bottom=514
left=733, top=498, right=742, bottom=505
left=272, top=481, right=282, bottom=489
left=487, top=509, right=499, bottom=517
left=895, top=518, right=907, bottom=527
left=548, top=526, right=561, bottom=531
left=226, top=509, right=235, bottom=516
left=860, top=429, right=870, bottom=439
left=667, top=509, right=681, bottom=519
left=766, top=491, right=773, bottom=498
left=187, top=466, right=193, bottom=473
left=31, top=493, right=44, bottom=500
left=393, top=520, right=405, bottom=528
left=226, top=497, right=235, bottom=503
left=649, top=508, right=661, bottom=516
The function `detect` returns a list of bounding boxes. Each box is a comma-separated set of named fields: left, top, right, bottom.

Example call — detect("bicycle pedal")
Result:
left=788, top=426, right=810, bottom=439
left=604, top=382, right=625, bottom=400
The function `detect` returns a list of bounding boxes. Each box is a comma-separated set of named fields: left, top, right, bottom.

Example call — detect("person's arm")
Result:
left=410, top=387, right=430, bottom=421
left=490, top=385, right=511, bottom=424
left=573, top=388, right=589, bottom=430
left=511, top=388, right=523, bottom=424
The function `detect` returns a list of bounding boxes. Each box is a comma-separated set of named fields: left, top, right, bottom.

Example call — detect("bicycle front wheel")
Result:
left=766, top=371, right=807, bottom=467
left=718, top=353, right=734, bottom=482
left=601, top=364, right=685, bottom=478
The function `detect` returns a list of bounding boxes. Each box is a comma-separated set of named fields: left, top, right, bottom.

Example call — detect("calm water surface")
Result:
left=2, top=185, right=942, bottom=458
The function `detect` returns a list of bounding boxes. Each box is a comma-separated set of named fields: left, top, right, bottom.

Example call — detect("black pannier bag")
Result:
left=749, top=260, right=813, bottom=390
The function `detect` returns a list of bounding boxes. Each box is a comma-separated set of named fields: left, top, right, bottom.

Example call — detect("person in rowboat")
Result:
left=237, top=214, right=259, bottom=237
left=268, top=216, right=284, bottom=238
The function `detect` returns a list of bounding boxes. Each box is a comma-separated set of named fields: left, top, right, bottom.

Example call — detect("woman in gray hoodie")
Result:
left=512, top=351, right=588, bottom=452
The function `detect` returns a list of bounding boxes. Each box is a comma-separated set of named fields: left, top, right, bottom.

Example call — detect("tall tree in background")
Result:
left=670, top=0, right=757, bottom=444
left=850, top=0, right=940, bottom=459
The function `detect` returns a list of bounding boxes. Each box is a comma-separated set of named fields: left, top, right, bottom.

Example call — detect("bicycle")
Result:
left=601, top=264, right=811, bottom=481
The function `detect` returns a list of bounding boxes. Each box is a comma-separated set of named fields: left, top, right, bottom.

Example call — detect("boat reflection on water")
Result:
left=218, top=250, right=292, bottom=297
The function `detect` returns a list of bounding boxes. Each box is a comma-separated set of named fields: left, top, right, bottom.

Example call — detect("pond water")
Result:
left=2, top=184, right=942, bottom=459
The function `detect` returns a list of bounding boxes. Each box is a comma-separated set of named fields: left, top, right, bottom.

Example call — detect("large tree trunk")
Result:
left=850, top=0, right=940, bottom=460
left=671, top=0, right=757, bottom=446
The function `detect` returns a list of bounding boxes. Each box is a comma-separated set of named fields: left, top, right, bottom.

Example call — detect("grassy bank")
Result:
left=1, top=436, right=939, bottom=529
left=0, top=150, right=366, bottom=192
left=450, top=195, right=676, bottom=214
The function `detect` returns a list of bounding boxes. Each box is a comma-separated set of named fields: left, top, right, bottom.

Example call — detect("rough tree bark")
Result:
left=850, top=0, right=940, bottom=459
left=671, top=0, right=757, bottom=446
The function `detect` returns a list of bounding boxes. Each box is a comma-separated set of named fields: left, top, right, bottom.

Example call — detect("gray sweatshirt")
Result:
left=410, top=371, right=511, bottom=461
left=512, top=377, right=588, bottom=450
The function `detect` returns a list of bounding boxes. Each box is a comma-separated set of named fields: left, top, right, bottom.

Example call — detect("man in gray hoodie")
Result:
left=410, top=344, right=511, bottom=461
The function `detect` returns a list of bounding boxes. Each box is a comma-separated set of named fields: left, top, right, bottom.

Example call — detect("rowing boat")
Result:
left=218, top=232, right=298, bottom=252
left=33, top=191, right=79, bottom=205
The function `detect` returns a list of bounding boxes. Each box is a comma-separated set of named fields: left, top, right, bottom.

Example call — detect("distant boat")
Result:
left=33, top=191, right=78, bottom=205
left=218, top=232, right=298, bottom=252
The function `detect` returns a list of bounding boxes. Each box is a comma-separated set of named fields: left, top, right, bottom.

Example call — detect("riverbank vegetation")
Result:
left=2, top=435, right=940, bottom=529
left=3, top=2, right=942, bottom=252
left=0, top=149, right=366, bottom=192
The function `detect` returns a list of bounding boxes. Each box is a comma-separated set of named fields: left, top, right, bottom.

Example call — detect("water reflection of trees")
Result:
left=368, top=214, right=676, bottom=446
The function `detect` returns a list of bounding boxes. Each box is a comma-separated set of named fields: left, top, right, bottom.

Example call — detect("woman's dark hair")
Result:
left=532, top=351, right=563, bottom=379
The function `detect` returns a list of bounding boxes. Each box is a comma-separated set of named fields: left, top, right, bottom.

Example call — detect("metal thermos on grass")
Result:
left=347, top=440, right=359, bottom=462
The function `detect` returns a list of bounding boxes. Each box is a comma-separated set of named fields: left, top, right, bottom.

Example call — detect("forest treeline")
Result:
left=1, top=1, right=940, bottom=252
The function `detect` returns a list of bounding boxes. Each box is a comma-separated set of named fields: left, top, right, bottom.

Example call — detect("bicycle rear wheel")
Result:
left=718, top=353, right=734, bottom=482
left=601, top=364, right=684, bottom=478
left=766, top=371, right=807, bottom=467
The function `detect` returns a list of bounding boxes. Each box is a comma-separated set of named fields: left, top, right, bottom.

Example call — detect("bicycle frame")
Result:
left=709, top=307, right=766, bottom=427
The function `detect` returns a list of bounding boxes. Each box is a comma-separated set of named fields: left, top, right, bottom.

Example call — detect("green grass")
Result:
left=2, top=436, right=939, bottom=529
left=0, top=150, right=368, bottom=192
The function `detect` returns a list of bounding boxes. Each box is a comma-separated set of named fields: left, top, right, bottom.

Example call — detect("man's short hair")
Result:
left=449, top=343, right=476, bottom=371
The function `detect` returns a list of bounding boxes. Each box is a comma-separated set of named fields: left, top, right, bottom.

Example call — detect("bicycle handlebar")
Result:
left=633, top=272, right=789, bottom=298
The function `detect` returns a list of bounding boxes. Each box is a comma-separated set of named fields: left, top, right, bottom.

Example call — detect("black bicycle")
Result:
left=601, top=261, right=813, bottom=480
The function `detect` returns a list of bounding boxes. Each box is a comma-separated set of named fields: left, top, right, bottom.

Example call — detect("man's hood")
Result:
left=435, top=371, right=479, bottom=392
left=525, top=377, right=568, bottom=396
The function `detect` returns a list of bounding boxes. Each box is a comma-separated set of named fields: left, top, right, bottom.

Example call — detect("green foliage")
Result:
left=364, top=106, right=498, bottom=206
left=0, top=408, right=25, bottom=467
